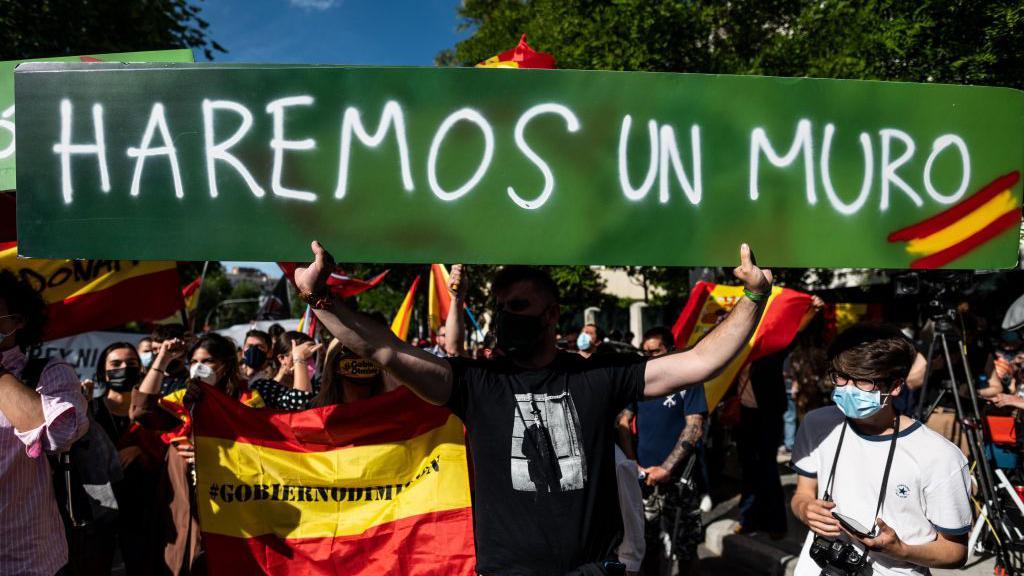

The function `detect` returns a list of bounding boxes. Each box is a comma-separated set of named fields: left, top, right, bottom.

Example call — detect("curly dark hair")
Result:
left=0, top=269, right=48, bottom=348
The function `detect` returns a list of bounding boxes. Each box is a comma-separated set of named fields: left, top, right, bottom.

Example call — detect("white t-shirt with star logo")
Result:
left=792, top=406, right=972, bottom=576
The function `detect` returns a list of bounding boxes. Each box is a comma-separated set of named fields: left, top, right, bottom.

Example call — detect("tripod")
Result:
left=915, top=311, right=1022, bottom=575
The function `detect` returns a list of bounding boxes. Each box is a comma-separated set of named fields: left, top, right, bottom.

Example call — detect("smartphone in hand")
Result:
left=832, top=510, right=878, bottom=539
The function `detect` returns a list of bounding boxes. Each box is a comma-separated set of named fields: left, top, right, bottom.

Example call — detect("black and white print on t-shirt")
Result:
left=511, top=390, right=587, bottom=493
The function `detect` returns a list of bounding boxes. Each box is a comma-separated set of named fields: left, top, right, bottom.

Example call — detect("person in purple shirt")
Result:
left=0, top=270, right=88, bottom=576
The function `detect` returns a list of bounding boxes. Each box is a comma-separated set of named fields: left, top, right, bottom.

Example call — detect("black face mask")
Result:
left=242, top=346, right=268, bottom=370
left=495, top=310, right=548, bottom=357
left=106, top=366, right=141, bottom=392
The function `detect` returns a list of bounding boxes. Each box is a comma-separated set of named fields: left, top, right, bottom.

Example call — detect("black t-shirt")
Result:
left=445, top=352, right=646, bottom=575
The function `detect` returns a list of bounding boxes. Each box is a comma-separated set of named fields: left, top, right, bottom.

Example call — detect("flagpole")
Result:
left=189, top=261, right=210, bottom=333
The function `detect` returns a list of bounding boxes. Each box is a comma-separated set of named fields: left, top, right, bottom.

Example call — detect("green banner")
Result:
left=0, top=49, right=194, bottom=191
left=14, top=62, right=1024, bottom=269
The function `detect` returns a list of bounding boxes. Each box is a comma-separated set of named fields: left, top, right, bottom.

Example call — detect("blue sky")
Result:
left=205, top=0, right=470, bottom=276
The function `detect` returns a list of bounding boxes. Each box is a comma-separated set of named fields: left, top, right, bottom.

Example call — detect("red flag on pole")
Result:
left=278, top=263, right=388, bottom=299
left=476, top=34, right=556, bottom=69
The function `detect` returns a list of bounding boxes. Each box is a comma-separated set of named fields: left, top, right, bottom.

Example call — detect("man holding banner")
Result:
left=295, top=240, right=772, bottom=574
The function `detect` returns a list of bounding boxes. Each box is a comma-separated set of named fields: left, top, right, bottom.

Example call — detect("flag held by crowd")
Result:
left=0, top=193, right=183, bottom=339
left=427, top=264, right=452, bottom=332
left=672, top=282, right=813, bottom=409
left=278, top=263, right=389, bottom=299
left=182, top=276, right=202, bottom=312
left=0, top=241, right=182, bottom=340
left=391, top=276, right=420, bottom=340
left=193, top=384, right=475, bottom=575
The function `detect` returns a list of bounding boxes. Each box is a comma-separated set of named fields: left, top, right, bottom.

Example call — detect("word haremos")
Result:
left=14, top=63, right=1024, bottom=268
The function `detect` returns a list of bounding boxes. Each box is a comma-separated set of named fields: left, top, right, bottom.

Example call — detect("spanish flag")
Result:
left=427, top=264, right=453, bottom=333
left=672, top=282, right=812, bottom=409
left=0, top=241, right=182, bottom=340
left=0, top=193, right=182, bottom=339
left=182, top=275, right=203, bottom=312
left=391, top=276, right=420, bottom=341
left=156, top=385, right=264, bottom=446
left=826, top=302, right=883, bottom=341
left=193, top=384, right=475, bottom=575
left=476, top=34, right=556, bottom=69
left=888, top=171, right=1022, bottom=269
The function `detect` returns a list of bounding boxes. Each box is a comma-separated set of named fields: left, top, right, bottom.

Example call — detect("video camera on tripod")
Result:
left=894, top=271, right=1024, bottom=575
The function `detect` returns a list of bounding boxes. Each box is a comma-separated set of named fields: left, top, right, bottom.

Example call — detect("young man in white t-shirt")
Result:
left=791, top=324, right=972, bottom=576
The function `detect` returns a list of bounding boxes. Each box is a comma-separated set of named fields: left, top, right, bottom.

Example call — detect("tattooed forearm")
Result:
left=661, top=414, right=705, bottom=473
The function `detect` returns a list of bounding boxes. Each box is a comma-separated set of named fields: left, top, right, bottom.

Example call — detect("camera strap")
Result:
left=823, top=416, right=901, bottom=522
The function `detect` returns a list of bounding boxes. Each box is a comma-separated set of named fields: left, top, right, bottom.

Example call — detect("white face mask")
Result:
left=189, top=362, right=217, bottom=385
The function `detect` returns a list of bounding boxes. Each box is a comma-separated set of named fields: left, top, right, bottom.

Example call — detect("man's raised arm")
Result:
left=643, top=244, right=772, bottom=398
left=295, top=241, right=453, bottom=405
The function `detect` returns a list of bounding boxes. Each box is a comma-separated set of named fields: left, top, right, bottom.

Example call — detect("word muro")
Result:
left=50, top=98, right=971, bottom=215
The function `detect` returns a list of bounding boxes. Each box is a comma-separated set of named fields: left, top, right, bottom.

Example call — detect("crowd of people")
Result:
left=1, top=242, right=1023, bottom=575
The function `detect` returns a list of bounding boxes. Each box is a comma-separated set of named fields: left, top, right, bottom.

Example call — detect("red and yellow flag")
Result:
left=391, top=276, right=420, bottom=341
left=0, top=242, right=182, bottom=340
left=888, top=171, right=1022, bottom=268
left=672, top=282, right=813, bottom=409
left=476, top=34, right=556, bottom=69
left=825, top=302, right=883, bottom=341
left=0, top=193, right=182, bottom=339
left=427, top=264, right=453, bottom=333
left=182, top=276, right=203, bottom=312
left=193, top=384, right=475, bottom=575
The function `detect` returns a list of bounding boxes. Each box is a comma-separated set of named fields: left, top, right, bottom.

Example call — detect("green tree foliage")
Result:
left=544, top=265, right=615, bottom=326
left=0, top=0, right=225, bottom=60
left=445, top=0, right=1024, bottom=87
left=442, top=0, right=1024, bottom=301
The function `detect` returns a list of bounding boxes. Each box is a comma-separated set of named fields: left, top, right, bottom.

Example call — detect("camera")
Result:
left=893, top=271, right=977, bottom=324
left=808, top=534, right=869, bottom=576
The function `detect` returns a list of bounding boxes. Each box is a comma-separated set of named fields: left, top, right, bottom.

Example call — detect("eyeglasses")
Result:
left=641, top=348, right=661, bottom=357
left=827, top=369, right=885, bottom=392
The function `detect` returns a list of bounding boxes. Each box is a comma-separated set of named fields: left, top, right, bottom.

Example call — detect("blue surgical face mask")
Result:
left=576, top=332, right=593, bottom=351
left=139, top=351, right=154, bottom=368
left=832, top=386, right=889, bottom=419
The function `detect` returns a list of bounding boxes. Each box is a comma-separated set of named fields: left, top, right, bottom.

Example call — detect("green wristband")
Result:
left=743, top=287, right=769, bottom=302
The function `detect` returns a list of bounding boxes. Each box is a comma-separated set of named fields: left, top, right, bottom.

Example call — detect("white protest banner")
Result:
left=28, top=330, right=144, bottom=381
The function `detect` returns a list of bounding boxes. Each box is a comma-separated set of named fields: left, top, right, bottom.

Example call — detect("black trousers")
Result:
left=737, top=406, right=787, bottom=533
